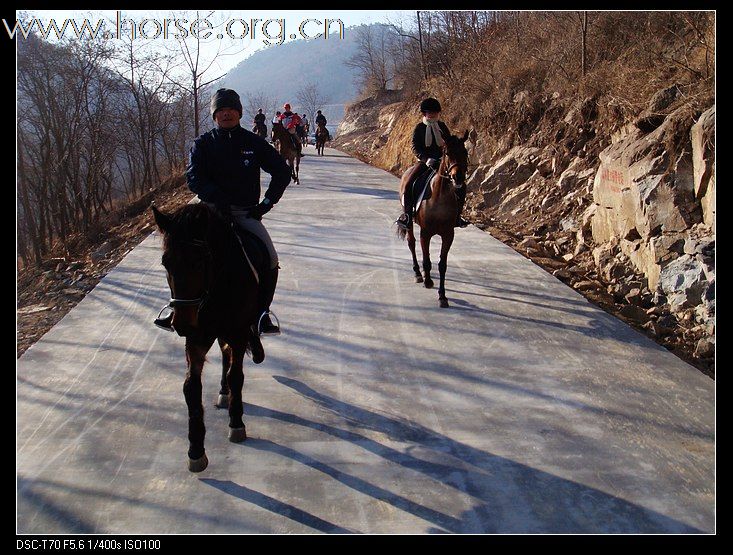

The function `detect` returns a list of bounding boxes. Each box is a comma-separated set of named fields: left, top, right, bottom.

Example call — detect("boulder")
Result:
left=658, top=254, right=709, bottom=313
left=590, top=105, right=709, bottom=290
left=619, top=304, right=651, bottom=324
left=694, top=338, right=715, bottom=359
left=690, top=106, right=715, bottom=227
left=478, top=146, right=540, bottom=207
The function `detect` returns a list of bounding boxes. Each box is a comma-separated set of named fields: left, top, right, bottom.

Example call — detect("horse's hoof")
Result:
left=424, top=280, right=434, bottom=289
left=215, top=394, right=229, bottom=408
left=415, top=275, right=423, bottom=283
left=228, top=427, right=247, bottom=443
left=188, top=454, right=208, bottom=472
left=439, top=298, right=450, bottom=308
left=251, top=338, right=265, bottom=364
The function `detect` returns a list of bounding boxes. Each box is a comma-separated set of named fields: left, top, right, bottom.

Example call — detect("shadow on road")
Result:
left=200, top=478, right=354, bottom=533
left=238, top=376, right=704, bottom=533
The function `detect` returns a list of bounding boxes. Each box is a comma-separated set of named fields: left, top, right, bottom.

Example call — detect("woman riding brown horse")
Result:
left=272, top=122, right=300, bottom=184
left=397, top=131, right=470, bottom=308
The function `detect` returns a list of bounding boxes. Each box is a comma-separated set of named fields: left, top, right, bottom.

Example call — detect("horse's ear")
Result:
left=152, top=205, right=171, bottom=234
left=461, top=129, right=469, bottom=143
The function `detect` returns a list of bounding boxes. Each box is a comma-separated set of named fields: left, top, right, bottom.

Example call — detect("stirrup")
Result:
left=256, top=310, right=281, bottom=336
left=154, top=306, right=175, bottom=332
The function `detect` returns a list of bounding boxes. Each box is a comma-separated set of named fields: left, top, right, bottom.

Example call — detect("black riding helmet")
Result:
left=210, top=88, right=243, bottom=119
left=419, top=97, right=442, bottom=113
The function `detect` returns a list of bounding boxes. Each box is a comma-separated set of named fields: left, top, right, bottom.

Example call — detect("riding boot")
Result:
left=454, top=186, right=469, bottom=228
left=252, top=266, right=281, bottom=336
left=397, top=190, right=413, bottom=230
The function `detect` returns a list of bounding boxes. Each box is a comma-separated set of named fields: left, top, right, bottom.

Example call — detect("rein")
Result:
left=166, top=238, right=221, bottom=311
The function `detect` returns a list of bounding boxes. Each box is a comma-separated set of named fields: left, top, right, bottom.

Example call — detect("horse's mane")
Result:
left=163, top=203, right=231, bottom=250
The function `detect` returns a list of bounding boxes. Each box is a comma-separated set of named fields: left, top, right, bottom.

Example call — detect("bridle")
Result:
left=437, top=157, right=468, bottom=187
left=157, top=238, right=221, bottom=322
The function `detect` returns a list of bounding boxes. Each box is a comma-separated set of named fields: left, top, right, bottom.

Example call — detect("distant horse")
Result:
left=272, top=122, right=300, bottom=184
left=299, top=124, right=309, bottom=148
left=252, top=122, right=267, bottom=139
left=397, top=131, right=469, bottom=308
left=315, top=123, right=329, bottom=156
left=152, top=202, right=266, bottom=472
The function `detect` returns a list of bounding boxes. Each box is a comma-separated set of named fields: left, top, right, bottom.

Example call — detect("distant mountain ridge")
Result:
left=220, top=24, right=379, bottom=114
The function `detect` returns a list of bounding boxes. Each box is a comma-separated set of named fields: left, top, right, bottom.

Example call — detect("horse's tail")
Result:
left=395, top=220, right=407, bottom=241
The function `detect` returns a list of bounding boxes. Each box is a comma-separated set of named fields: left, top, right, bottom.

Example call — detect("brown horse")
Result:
left=315, top=123, right=328, bottom=156
left=272, top=122, right=300, bottom=184
left=152, top=202, right=266, bottom=472
left=397, top=131, right=469, bottom=308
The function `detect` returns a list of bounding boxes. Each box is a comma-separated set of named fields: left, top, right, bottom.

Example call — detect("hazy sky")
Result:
left=22, top=10, right=416, bottom=76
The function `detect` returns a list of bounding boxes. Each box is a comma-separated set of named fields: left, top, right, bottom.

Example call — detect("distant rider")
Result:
left=278, top=103, right=303, bottom=154
left=253, top=108, right=266, bottom=136
left=315, top=110, right=330, bottom=141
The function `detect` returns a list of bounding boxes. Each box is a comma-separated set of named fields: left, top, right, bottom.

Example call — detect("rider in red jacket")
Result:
left=277, top=104, right=303, bottom=153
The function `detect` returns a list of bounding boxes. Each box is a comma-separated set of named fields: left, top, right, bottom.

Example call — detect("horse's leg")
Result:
left=226, top=344, right=247, bottom=443
left=438, top=229, right=455, bottom=308
left=406, top=224, right=422, bottom=283
left=215, top=338, right=230, bottom=408
left=184, top=337, right=214, bottom=472
left=290, top=157, right=297, bottom=184
left=421, top=232, right=434, bottom=289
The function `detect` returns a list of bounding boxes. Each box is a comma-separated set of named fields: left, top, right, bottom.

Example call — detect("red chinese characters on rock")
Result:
left=600, top=166, right=626, bottom=192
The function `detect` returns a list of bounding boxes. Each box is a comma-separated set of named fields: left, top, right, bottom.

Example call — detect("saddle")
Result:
left=410, top=167, right=435, bottom=212
left=230, top=223, right=270, bottom=286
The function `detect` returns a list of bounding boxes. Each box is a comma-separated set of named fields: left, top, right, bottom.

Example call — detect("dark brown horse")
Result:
left=315, top=122, right=328, bottom=156
left=152, top=202, right=265, bottom=472
left=252, top=122, right=267, bottom=139
left=397, top=131, right=469, bottom=308
left=272, top=122, right=300, bottom=184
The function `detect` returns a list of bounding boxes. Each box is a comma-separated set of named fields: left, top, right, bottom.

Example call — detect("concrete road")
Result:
left=17, top=147, right=715, bottom=534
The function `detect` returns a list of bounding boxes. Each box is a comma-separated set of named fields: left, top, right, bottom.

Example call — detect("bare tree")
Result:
left=162, top=10, right=249, bottom=137
left=344, top=24, right=398, bottom=94
left=295, top=82, right=331, bottom=124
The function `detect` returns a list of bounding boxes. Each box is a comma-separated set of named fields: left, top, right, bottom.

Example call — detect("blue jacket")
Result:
left=186, top=124, right=291, bottom=208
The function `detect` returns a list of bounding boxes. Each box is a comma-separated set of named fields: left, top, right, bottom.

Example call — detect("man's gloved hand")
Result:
left=248, top=198, right=273, bottom=221
left=426, top=158, right=440, bottom=170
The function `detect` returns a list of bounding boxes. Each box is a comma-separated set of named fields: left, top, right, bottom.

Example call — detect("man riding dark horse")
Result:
left=252, top=108, right=267, bottom=138
left=396, top=98, right=468, bottom=230
left=315, top=110, right=331, bottom=141
left=154, top=88, right=292, bottom=339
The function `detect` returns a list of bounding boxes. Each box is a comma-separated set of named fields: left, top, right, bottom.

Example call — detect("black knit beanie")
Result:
left=210, top=88, right=243, bottom=119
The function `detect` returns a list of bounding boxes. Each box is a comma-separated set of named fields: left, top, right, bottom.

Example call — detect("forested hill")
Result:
left=220, top=24, right=379, bottom=108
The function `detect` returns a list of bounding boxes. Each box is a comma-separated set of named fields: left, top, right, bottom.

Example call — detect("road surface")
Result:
left=17, top=147, right=715, bottom=534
